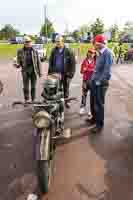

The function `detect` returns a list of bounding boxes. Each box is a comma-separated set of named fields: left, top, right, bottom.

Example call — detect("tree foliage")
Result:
left=0, top=24, right=20, bottom=40
left=90, top=18, right=104, bottom=37
left=124, top=21, right=133, bottom=33
left=109, top=24, right=119, bottom=41
left=79, top=24, right=90, bottom=36
left=72, top=30, right=81, bottom=41
left=40, top=18, right=55, bottom=38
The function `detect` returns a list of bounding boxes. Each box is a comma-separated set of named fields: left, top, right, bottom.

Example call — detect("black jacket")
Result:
left=48, top=47, right=76, bottom=78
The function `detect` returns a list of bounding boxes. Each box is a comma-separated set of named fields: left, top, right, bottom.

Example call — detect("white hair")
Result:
left=55, top=35, right=64, bottom=42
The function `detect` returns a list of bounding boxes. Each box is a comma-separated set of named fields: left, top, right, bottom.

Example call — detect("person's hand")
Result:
left=13, top=64, right=20, bottom=69
left=95, top=81, right=101, bottom=86
left=83, top=67, right=87, bottom=72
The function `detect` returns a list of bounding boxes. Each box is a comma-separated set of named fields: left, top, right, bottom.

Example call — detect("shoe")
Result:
left=88, top=112, right=92, bottom=118
left=85, top=118, right=96, bottom=125
left=31, top=100, right=36, bottom=104
left=25, top=100, right=31, bottom=104
left=27, top=194, right=38, bottom=200
left=91, top=126, right=103, bottom=134
left=24, top=100, right=31, bottom=107
left=65, top=102, right=70, bottom=109
left=80, top=107, right=86, bottom=115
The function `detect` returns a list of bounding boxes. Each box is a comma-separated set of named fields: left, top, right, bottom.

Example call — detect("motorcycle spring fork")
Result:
left=40, top=129, right=50, bottom=160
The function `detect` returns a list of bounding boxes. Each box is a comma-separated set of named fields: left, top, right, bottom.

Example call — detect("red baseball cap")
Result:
left=93, top=35, right=107, bottom=44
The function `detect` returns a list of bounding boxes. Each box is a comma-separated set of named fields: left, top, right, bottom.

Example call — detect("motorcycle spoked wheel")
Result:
left=0, top=80, right=3, bottom=95
left=37, top=128, right=55, bottom=194
left=37, top=159, right=54, bottom=194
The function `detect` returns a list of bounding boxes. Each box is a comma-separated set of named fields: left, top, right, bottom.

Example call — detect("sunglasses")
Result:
left=25, top=41, right=31, bottom=43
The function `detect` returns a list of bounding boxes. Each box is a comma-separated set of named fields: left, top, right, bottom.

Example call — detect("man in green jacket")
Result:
left=16, top=36, right=42, bottom=103
left=48, top=35, right=76, bottom=108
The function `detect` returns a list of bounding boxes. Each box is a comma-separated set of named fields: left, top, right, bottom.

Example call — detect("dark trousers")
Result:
left=90, top=82, right=108, bottom=128
left=61, top=75, right=71, bottom=98
left=22, top=71, right=37, bottom=101
left=80, top=80, right=89, bottom=107
left=116, top=54, right=123, bottom=64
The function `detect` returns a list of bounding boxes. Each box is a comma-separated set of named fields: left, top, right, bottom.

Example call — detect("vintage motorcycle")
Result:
left=13, top=73, right=76, bottom=194
left=33, top=73, right=77, bottom=194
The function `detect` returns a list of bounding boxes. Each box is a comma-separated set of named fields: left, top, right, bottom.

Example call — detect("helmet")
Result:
left=42, top=75, right=60, bottom=100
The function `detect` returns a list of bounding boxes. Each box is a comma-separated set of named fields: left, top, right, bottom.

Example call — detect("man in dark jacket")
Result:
left=48, top=35, right=76, bottom=108
left=16, top=36, right=42, bottom=103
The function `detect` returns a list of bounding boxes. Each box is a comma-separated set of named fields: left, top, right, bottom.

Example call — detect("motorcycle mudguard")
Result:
left=34, top=129, right=51, bottom=161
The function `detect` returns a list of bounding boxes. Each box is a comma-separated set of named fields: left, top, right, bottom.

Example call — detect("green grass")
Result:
left=0, top=44, right=22, bottom=58
left=0, top=42, right=128, bottom=59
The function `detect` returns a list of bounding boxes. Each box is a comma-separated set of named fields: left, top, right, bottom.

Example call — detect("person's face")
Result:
left=56, top=39, right=64, bottom=48
left=94, top=42, right=103, bottom=51
left=24, top=41, right=32, bottom=48
left=87, top=52, right=95, bottom=59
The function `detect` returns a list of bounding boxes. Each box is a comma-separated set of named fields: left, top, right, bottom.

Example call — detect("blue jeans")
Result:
left=90, top=81, right=108, bottom=128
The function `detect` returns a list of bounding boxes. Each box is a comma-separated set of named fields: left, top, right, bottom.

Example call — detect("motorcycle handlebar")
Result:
left=64, top=97, right=78, bottom=103
left=12, top=97, right=78, bottom=107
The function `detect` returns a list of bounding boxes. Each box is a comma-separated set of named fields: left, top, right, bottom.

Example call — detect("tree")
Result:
left=72, top=30, right=81, bottom=41
left=109, top=24, right=119, bottom=42
left=0, top=24, right=20, bottom=40
left=124, top=21, right=133, bottom=33
left=79, top=24, right=90, bottom=37
left=90, top=18, right=104, bottom=37
left=40, top=18, right=55, bottom=38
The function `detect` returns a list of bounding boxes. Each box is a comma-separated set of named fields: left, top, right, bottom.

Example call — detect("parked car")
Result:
left=32, top=44, right=47, bottom=62
left=9, top=38, right=18, bottom=44
left=9, top=36, right=24, bottom=44
left=65, top=36, right=75, bottom=43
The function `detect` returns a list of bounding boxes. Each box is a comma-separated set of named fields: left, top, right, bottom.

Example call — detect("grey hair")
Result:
left=55, top=35, right=64, bottom=42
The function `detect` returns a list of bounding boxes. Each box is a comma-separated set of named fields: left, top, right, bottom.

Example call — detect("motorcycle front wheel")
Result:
left=37, top=160, right=53, bottom=194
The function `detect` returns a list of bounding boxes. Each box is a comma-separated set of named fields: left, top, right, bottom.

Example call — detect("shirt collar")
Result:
left=57, top=47, right=64, bottom=53
left=100, top=47, right=107, bottom=54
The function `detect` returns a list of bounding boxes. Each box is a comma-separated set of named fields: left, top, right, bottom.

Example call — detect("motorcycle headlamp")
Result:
left=33, top=111, right=51, bottom=128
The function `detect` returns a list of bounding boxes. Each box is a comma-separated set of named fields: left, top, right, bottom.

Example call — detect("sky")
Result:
left=0, top=0, right=132, bottom=34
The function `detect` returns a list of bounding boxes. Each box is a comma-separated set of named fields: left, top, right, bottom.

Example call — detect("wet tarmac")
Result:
left=0, top=62, right=133, bottom=200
